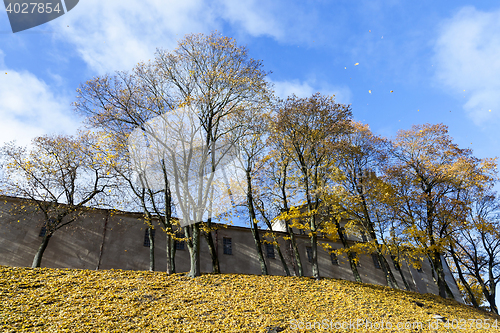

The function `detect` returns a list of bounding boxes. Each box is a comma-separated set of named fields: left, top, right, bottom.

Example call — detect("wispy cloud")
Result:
left=433, top=6, right=500, bottom=125
left=51, top=0, right=219, bottom=74
left=0, top=50, right=79, bottom=146
left=49, top=0, right=329, bottom=74
left=216, top=0, right=285, bottom=40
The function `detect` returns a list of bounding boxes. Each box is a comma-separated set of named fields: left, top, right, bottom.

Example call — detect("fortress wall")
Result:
left=0, top=196, right=463, bottom=303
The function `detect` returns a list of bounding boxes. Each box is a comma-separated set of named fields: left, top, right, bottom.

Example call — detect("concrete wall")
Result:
left=0, top=195, right=463, bottom=303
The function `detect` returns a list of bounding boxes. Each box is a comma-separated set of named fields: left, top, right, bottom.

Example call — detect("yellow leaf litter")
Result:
left=0, top=266, right=498, bottom=332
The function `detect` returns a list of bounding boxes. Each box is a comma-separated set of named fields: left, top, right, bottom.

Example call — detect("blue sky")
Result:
left=1, top=0, right=500, bottom=303
left=0, top=1, right=499, bottom=173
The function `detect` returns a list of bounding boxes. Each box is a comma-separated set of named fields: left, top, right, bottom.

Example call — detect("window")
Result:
left=143, top=228, right=155, bottom=247
left=39, top=218, right=54, bottom=237
left=371, top=254, right=381, bottom=269
left=306, top=247, right=313, bottom=262
left=39, top=224, right=47, bottom=237
left=223, top=237, right=232, bottom=255
left=361, top=232, right=367, bottom=242
left=330, top=253, right=339, bottom=266
left=174, top=232, right=185, bottom=250
left=175, top=239, right=185, bottom=250
left=266, top=244, right=275, bottom=259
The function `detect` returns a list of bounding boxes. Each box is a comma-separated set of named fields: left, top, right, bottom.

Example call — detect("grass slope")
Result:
left=0, top=265, right=498, bottom=332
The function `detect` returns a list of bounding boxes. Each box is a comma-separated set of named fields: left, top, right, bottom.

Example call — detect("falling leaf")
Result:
left=354, top=63, right=359, bottom=66
left=369, top=30, right=371, bottom=32
left=489, top=110, right=492, bottom=112
left=345, top=67, right=347, bottom=69
left=368, top=90, right=371, bottom=93
left=390, top=90, right=393, bottom=93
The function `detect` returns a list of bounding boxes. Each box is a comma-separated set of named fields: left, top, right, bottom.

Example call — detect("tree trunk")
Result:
left=246, top=167, right=268, bottom=275
left=162, top=159, right=176, bottom=274
left=378, top=251, right=399, bottom=289
left=166, top=232, right=176, bottom=274
left=449, top=244, right=479, bottom=308
left=359, top=192, right=398, bottom=289
left=488, top=283, right=498, bottom=314
left=347, top=251, right=362, bottom=283
left=256, top=206, right=290, bottom=276
left=148, top=226, right=155, bottom=272
left=310, top=229, right=320, bottom=279
left=286, top=221, right=303, bottom=276
left=32, top=234, right=52, bottom=268
left=336, top=220, right=362, bottom=282
left=186, top=223, right=201, bottom=277
left=275, top=240, right=291, bottom=276
left=204, top=219, right=220, bottom=274
left=432, top=251, right=449, bottom=299
left=391, top=256, right=411, bottom=291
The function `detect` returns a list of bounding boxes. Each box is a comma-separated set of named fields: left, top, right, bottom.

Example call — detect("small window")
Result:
left=361, top=232, right=367, bottom=242
left=330, top=253, right=339, bottom=265
left=39, top=218, right=55, bottom=237
left=39, top=224, right=47, bottom=237
left=306, top=247, right=313, bottom=262
left=266, top=243, right=275, bottom=259
left=175, top=239, right=185, bottom=250
left=223, top=237, right=232, bottom=255
left=371, top=253, right=381, bottom=269
left=143, top=228, right=155, bottom=247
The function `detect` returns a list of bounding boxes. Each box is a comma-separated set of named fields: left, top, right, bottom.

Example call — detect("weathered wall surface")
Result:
left=0, top=195, right=463, bottom=303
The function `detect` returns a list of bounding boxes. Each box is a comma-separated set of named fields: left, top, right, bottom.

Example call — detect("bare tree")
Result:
left=1, top=133, right=116, bottom=268
left=451, top=191, right=500, bottom=313
left=76, top=32, right=272, bottom=277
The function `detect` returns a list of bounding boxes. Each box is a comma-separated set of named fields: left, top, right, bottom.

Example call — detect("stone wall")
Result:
left=0, top=195, right=463, bottom=303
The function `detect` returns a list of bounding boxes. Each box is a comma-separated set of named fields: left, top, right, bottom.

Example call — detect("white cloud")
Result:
left=0, top=53, right=79, bottom=147
left=215, top=0, right=285, bottom=40
left=49, top=0, right=323, bottom=74
left=271, top=79, right=352, bottom=105
left=433, top=6, right=500, bottom=124
left=51, top=0, right=219, bottom=74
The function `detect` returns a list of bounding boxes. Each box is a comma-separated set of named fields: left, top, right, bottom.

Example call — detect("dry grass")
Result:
left=0, top=265, right=498, bottom=332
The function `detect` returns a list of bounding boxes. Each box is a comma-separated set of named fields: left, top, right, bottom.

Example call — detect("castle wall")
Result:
left=0, top=195, right=463, bottom=303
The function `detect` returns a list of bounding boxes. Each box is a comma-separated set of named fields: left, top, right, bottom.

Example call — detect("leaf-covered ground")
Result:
left=0, top=266, right=498, bottom=332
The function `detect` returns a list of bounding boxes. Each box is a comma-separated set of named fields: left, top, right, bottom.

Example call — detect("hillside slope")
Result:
left=0, top=266, right=498, bottom=332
